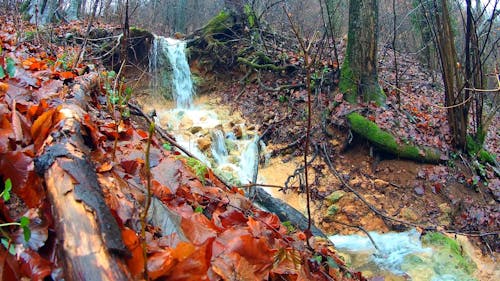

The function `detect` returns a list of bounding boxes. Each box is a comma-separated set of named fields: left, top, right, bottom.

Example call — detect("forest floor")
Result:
left=0, top=11, right=498, bottom=280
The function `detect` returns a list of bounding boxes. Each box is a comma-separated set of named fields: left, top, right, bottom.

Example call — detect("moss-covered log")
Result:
left=347, top=112, right=442, bottom=163
left=237, top=57, right=285, bottom=71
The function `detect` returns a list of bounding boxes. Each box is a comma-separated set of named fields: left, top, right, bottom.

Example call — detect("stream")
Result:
left=141, top=35, right=490, bottom=281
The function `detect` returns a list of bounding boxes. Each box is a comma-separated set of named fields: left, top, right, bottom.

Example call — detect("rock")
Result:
left=246, top=125, right=255, bottom=131
left=232, top=125, right=243, bottom=139
left=197, top=137, right=211, bottom=151
left=327, top=205, right=340, bottom=216
left=401, top=207, right=419, bottom=221
left=348, top=177, right=362, bottom=187
left=189, top=126, right=202, bottom=134
left=373, top=179, right=389, bottom=189
left=325, top=190, right=346, bottom=205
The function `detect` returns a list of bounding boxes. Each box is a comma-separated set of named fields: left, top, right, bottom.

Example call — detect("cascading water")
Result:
left=211, top=129, right=228, bottom=165
left=238, top=136, right=259, bottom=185
left=149, top=36, right=194, bottom=109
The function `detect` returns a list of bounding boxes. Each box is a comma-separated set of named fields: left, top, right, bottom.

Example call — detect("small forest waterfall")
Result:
left=148, top=35, right=260, bottom=187
left=146, top=35, right=479, bottom=281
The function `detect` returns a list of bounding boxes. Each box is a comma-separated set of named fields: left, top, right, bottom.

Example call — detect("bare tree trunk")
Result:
left=434, top=0, right=467, bottom=149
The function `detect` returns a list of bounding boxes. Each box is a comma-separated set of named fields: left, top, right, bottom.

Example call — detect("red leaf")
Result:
left=181, top=213, right=218, bottom=245
left=19, top=249, right=53, bottom=281
left=0, top=152, right=44, bottom=208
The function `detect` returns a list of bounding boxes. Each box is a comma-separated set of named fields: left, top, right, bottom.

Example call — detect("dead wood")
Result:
left=35, top=74, right=131, bottom=280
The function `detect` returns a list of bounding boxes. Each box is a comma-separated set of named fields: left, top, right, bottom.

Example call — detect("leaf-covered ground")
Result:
left=0, top=15, right=365, bottom=280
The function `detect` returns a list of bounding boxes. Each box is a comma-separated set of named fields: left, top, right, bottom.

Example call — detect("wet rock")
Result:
left=189, top=126, right=202, bottom=134
left=232, top=125, right=243, bottom=139
left=373, top=179, right=389, bottom=189
left=197, top=137, right=212, bottom=151
left=326, top=190, right=346, bottom=205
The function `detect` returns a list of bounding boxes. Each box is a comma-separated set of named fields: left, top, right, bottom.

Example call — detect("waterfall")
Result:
left=238, top=136, right=259, bottom=185
left=149, top=35, right=194, bottom=109
left=211, top=129, right=228, bottom=165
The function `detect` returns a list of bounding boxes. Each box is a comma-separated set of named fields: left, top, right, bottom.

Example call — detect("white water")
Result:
left=147, top=34, right=479, bottom=281
left=149, top=36, right=194, bottom=109
left=329, top=229, right=476, bottom=280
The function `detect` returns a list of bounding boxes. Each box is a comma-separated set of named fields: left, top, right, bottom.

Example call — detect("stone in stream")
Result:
left=232, top=125, right=243, bottom=139
left=189, top=126, right=203, bottom=134
left=197, top=137, right=212, bottom=151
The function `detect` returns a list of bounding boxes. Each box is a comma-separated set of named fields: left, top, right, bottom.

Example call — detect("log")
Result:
left=34, top=73, right=131, bottom=280
left=252, top=186, right=326, bottom=238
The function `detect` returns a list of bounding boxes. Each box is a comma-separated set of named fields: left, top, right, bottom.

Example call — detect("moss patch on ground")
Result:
left=347, top=112, right=442, bottom=163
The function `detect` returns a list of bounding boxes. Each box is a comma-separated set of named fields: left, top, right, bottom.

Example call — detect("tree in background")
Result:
left=339, top=0, right=386, bottom=105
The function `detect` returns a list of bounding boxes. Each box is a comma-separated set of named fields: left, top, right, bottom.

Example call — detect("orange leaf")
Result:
left=97, top=162, right=113, bottom=173
left=121, top=228, right=144, bottom=278
left=59, top=71, right=76, bottom=80
left=0, top=82, right=8, bottom=94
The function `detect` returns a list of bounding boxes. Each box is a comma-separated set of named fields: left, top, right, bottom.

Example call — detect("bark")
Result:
left=433, top=0, right=467, bottom=149
left=65, top=0, right=83, bottom=21
left=35, top=73, right=131, bottom=280
left=27, top=0, right=60, bottom=24
left=339, top=0, right=385, bottom=105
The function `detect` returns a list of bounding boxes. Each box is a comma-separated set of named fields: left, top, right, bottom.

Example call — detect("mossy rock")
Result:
left=347, top=112, right=442, bottom=163
left=327, top=204, right=340, bottom=216
left=421, top=232, right=476, bottom=275
left=326, top=190, right=346, bottom=205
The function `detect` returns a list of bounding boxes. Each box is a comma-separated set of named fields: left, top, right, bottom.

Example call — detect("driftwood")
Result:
left=35, top=74, right=131, bottom=280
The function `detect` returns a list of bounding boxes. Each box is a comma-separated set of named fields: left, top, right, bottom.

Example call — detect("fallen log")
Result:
left=34, top=74, right=131, bottom=280
left=252, top=186, right=326, bottom=238
left=347, top=112, right=443, bottom=163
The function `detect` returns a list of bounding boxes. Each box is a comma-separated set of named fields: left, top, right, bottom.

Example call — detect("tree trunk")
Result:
left=339, top=0, right=385, bottom=105
left=27, top=0, right=60, bottom=24
left=433, top=0, right=467, bottom=149
left=65, top=0, right=83, bottom=21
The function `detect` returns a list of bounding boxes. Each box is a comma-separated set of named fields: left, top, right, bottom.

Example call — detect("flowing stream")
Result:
left=146, top=35, right=486, bottom=281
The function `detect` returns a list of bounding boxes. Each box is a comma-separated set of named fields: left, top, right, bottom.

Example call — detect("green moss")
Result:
left=347, top=113, right=398, bottom=152
left=203, top=10, right=232, bottom=35
left=339, top=57, right=357, bottom=104
left=326, top=190, right=346, bottom=204
left=237, top=57, right=284, bottom=71
left=422, top=232, right=476, bottom=275
left=327, top=205, right=340, bottom=216
left=347, top=113, right=441, bottom=163
left=185, top=157, right=208, bottom=184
